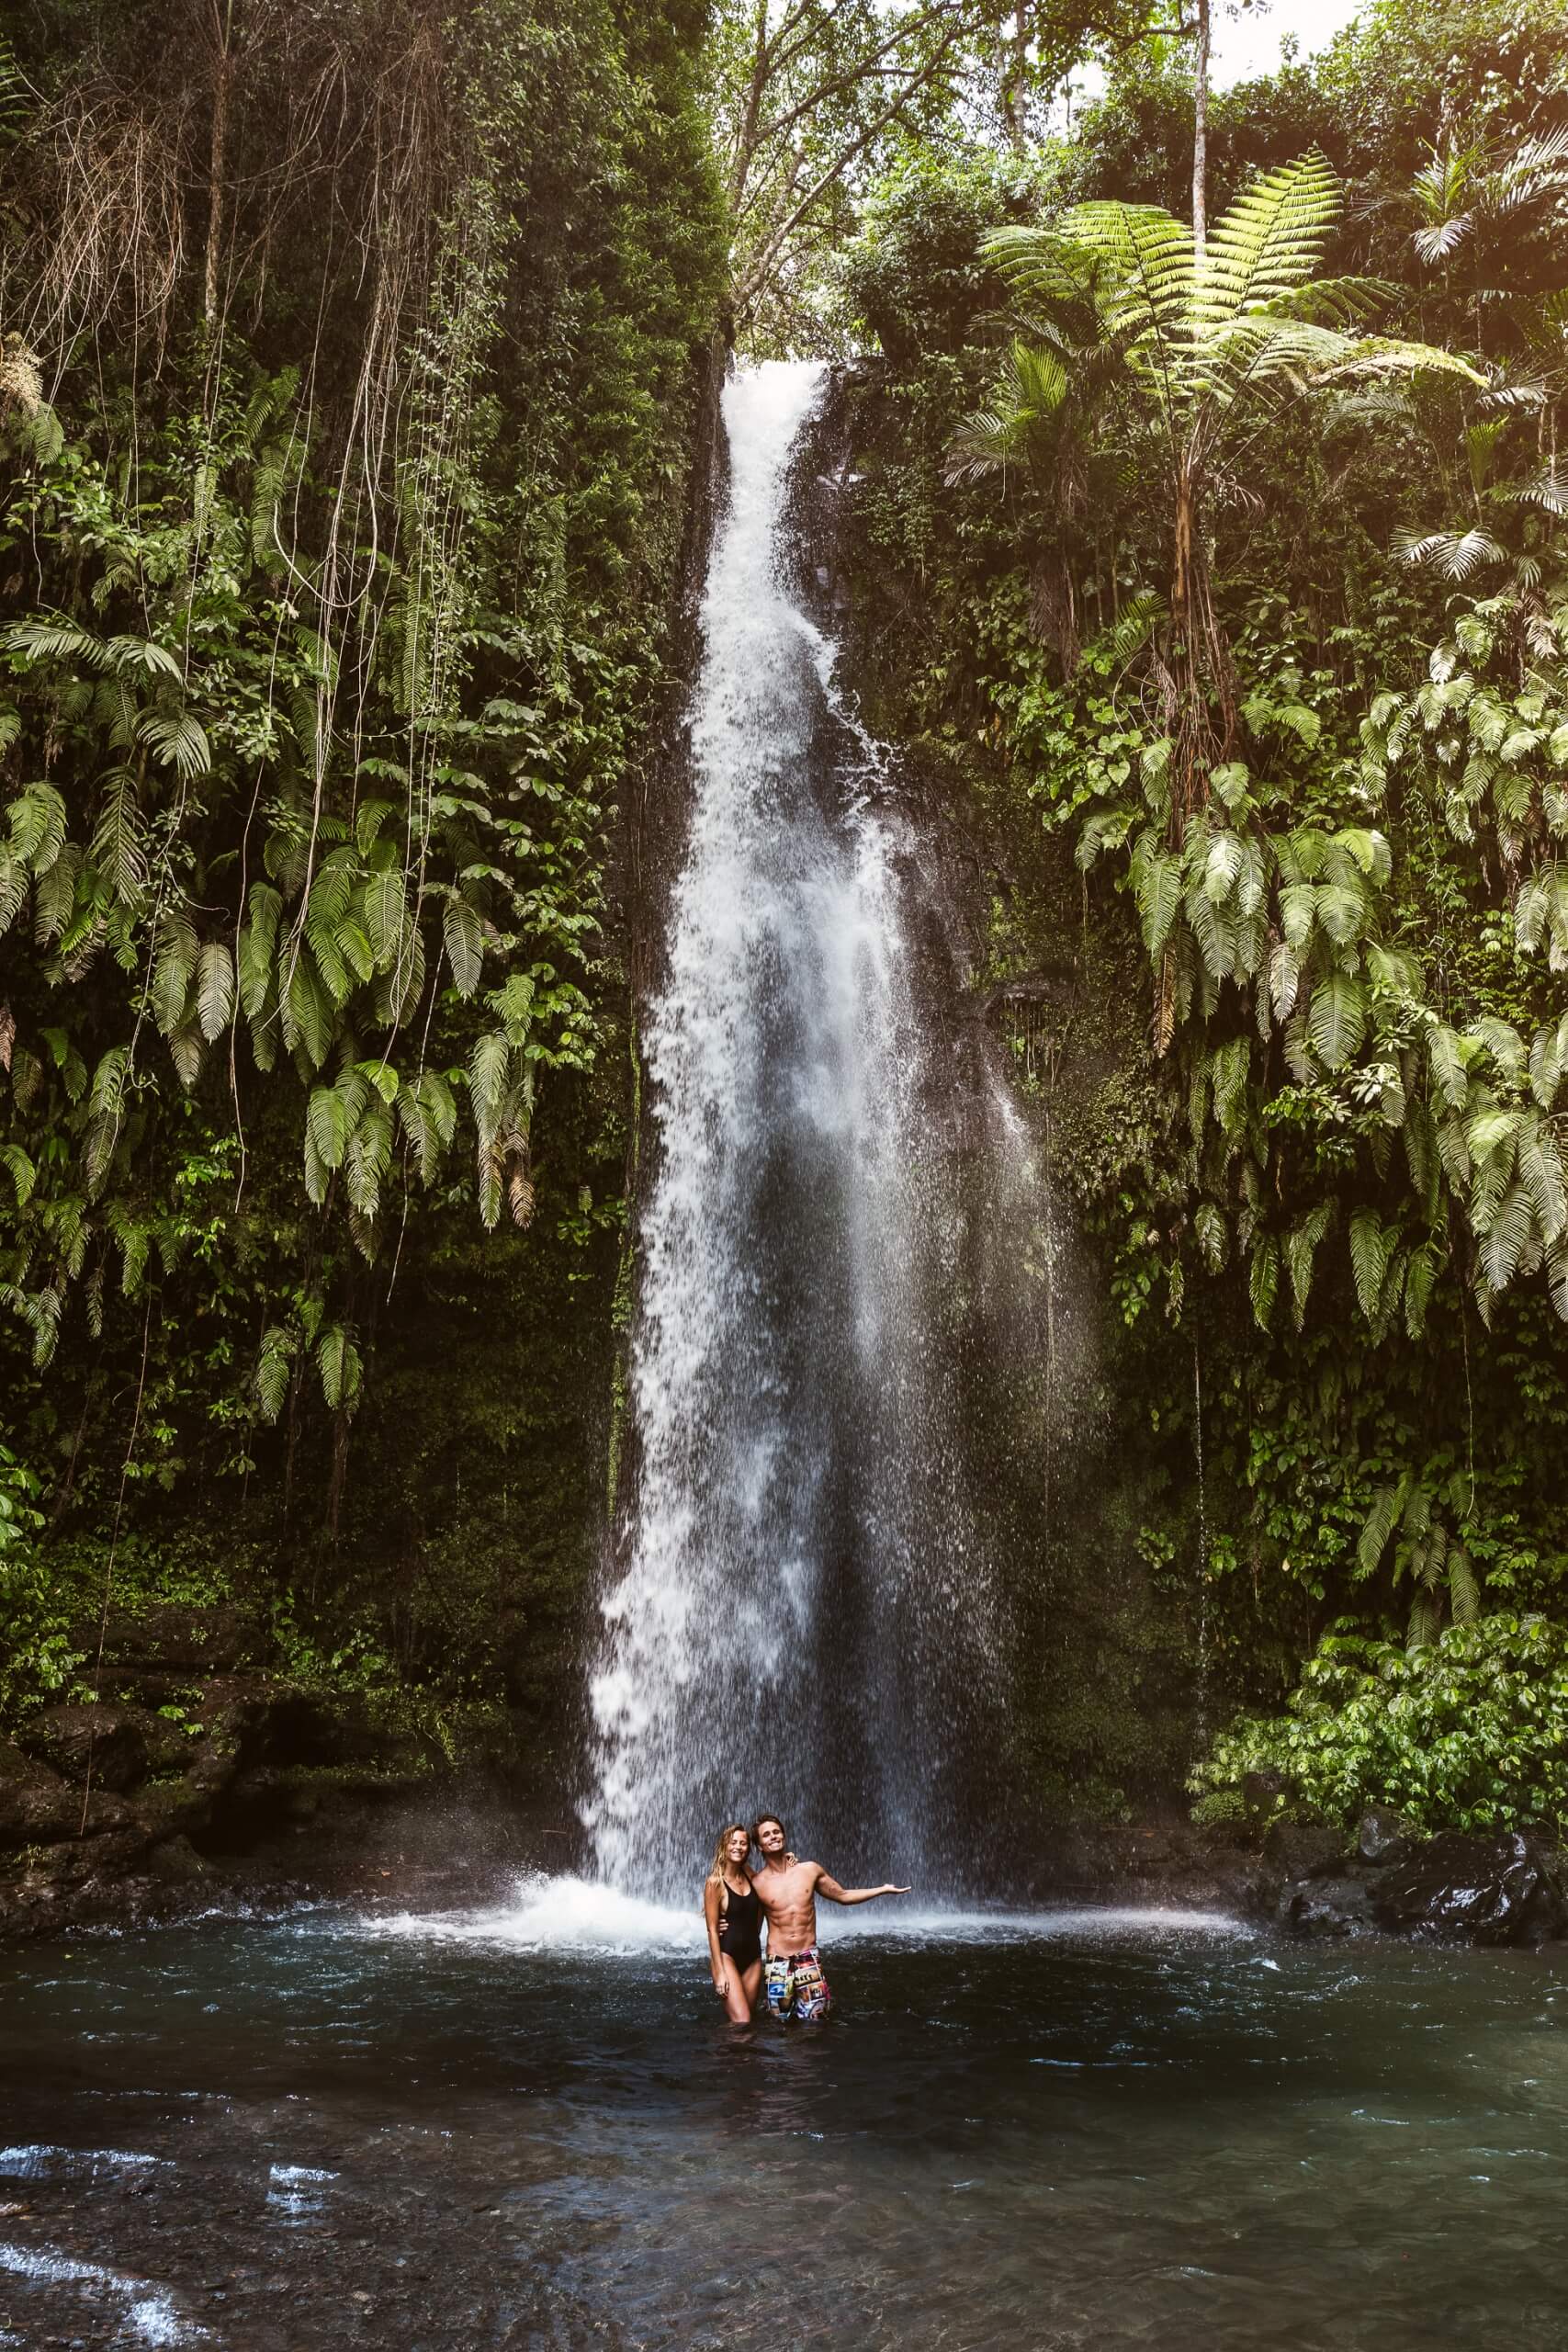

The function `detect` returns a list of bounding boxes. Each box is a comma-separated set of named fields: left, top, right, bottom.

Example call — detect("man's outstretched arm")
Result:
left=816, top=1871, right=910, bottom=1905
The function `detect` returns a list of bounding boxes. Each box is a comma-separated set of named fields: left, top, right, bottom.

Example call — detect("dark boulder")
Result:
left=0, top=1739, right=132, bottom=1848
left=1282, top=1876, right=1376, bottom=1938
left=1243, top=1769, right=1290, bottom=1818
left=100, top=1600, right=256, bottom=1676
left=1370, top=1832, right=1566, bottom=1946
left=18, top=1702, right=186, bottom=1793
left=1357, top=1806, right=1415, bottom=1867
left=1263, top=1820, right=1348, bottom=1880
left=146, top=1834, right=209, bottom=1884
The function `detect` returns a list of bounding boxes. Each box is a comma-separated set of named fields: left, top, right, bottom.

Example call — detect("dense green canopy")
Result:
left=3, top=0, right=1567, bottom=1832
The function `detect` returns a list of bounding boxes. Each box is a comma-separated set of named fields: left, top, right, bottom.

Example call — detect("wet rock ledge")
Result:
left=1040, top=1804, right=1568, bottom=1949
left=0, top=1600, right=557, bottom=1945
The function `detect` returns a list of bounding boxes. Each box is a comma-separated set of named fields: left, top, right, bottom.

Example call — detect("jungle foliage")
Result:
left=829, top=0, right=1568, bottom=1819
left=0, top=0, right=724, bottom=1725
left=6, top=0, right=1568, bottom=1838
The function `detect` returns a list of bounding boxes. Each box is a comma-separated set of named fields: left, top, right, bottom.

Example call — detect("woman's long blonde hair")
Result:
left=706, top=1823, right=750, bottom=1908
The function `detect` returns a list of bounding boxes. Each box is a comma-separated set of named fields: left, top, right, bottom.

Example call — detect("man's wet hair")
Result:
left=752, top=1813, right=786, bottom=1845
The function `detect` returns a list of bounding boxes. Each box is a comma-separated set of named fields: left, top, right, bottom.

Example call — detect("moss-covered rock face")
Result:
left=815, top=15, right=1568, bottom=1838
left=782, top=372, right=1231, bottom=1824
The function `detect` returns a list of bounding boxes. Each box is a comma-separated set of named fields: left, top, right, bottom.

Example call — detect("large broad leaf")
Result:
left=1307, top=970, right=1367, bottom=1069
left=1518, top=1116, right=1567, bottom=1249
left=91, top=774, right=149, bottom=906
left=1479, top=1181, right=1533, bottom=1293
left=1426, top=1023, right=1471, bottom=1112
left=152, top=909, right=197, bottom=1037
left=1348, top=1206, right=1393, bottom=1320
left=468, top=1031, right=511, bottom=1147
left=1194, top=1200, right=1228, bottom=1272
left=1286, top=1199, right=1335, bottom=1327
left=1357, top=1477, right=1407, bottom=1577
left=196, top=943, right=234, bottom=1042
left=6, top=781, right=67, bottom=872
left=1248, top=1233, right=1280, bottom=1330
left=315, top=1323, right=362, bottom=1415
left=254, top=1328, right=296, bottom=1421
left=238, top=884, right=282, bottom=1018
left=1130, top=832, right=1181, bottom=958
left=444, top=898, right=485, bottom=997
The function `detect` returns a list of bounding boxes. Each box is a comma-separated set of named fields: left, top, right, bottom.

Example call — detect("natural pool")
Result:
left=1, top=1887, right=1565, bottom=2349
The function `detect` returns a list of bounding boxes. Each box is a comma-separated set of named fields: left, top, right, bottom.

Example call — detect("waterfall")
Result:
left=583, top=362, right=1004, bottom=1900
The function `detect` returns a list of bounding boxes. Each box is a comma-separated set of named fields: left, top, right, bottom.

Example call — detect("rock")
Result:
left=147, top=1835, right=208, bottom=1884
left=1370, top=1831, right=1567, bottom=1946
left=1243, top=1769, right=1290, bottom=1818
left=17, top=1827, right=152, bottom=1891
left=1282, top=1876, right=1376, bottom=1938
left=1357, top=1806, right=1415, bottom=1867
left=100, top=1600, right=256, bottom=1676
left=128, top=1775, right=215, bottom=1845
left=17, top=1702, right=185, bottom=1793
left=1263, top=1820, right=1348, bottom=1880
left=0, top=1739, right=132, bottom=1849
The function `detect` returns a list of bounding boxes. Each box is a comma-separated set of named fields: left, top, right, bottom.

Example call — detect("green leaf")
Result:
left=196, top=942, right=234, bottom=1042
left=315, top=1322, right=361, bottom=1415
left=468, top=1031, right=510, bottom=1147
left=152, top=908, right=197, bottom=1036
left=1307, top=971, right=1367, bottom=1070
left=137, top=710, right=211, bottom=782
left=1286, top=1199, right=1335, bottom=1327
left=1479, top=1182, right=1532, bottom=1293
left=1348, top=1207, right=1393, bottom=1319
left=1130, top=833, right=1181, bottom=959
left=91, top=774, right=148, bottom=906
left=6, top=781, right=67, bottom=872
left=1248, top=1233, right=1279, bottom=1330
left=0, top=1142, right=36, bottom=1206
left=1358, top=1479, right=1405, bottom=1577
left=238, top=884, right=282, bottom=1019
left=443, top=898, right=484, bottom=997
left=255, top=1327, right=296, bottom=1421
left=306, top=1085, right=349, bottom=1177
left=1194, top=1201, right=1228, bottom=1272
left=281, top=952, right=333, bottom=1069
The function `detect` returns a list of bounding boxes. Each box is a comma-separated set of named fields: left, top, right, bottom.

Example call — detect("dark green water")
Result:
left=1, top=1892, right=1565, bottom=2348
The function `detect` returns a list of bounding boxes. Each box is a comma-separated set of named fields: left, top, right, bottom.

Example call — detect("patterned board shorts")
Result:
left=765, top=1947, right=832, bottom=2022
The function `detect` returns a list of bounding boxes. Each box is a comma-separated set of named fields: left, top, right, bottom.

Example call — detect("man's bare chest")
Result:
left=754, top=1865, right=814, bottom=1917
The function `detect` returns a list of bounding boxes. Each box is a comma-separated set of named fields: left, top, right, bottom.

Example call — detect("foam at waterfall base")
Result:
left=356, top=1874, right=1252, bottom=1953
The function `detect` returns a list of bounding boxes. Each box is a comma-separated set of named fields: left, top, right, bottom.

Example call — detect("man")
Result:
left=750, top=1813, right=909, bottom=2021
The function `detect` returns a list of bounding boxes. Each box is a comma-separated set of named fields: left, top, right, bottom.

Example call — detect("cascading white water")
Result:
left=584, top=362, right=999, bottom=1899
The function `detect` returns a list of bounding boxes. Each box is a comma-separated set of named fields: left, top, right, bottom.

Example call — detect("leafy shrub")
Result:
left=1190, top=1615, right=1568, bottom=1835
left=0, top=1443, right=83, bottom=1724
left=1188, top=1787, right=1247, bottom=1827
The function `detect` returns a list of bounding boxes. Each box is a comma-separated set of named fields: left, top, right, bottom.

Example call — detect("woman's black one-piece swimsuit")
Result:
left=717, top=1881, right=762, bottom=1970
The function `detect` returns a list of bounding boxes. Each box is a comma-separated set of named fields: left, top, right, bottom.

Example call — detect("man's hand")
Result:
left=882, top=1884, right=911, bottom=1895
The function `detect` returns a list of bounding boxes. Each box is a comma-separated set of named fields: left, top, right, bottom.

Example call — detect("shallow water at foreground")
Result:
left=1, top=1885, right=1565, bottom=2349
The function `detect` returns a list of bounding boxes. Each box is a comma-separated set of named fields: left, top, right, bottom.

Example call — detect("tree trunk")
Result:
left=1168, top=456, right=1237, bottom=819
left=1191, top=0, right=1210, bottom=264
left=1003, top=5, right=1029, bottom=156
left=204, top=0, right=235, bottom=330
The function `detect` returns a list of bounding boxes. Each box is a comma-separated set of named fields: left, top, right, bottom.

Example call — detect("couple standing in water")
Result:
left=703, top=1813, right=909, bottom=2023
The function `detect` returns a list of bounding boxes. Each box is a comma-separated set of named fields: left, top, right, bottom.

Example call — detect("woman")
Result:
left=704, top=1823, right=764, bottom=2023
